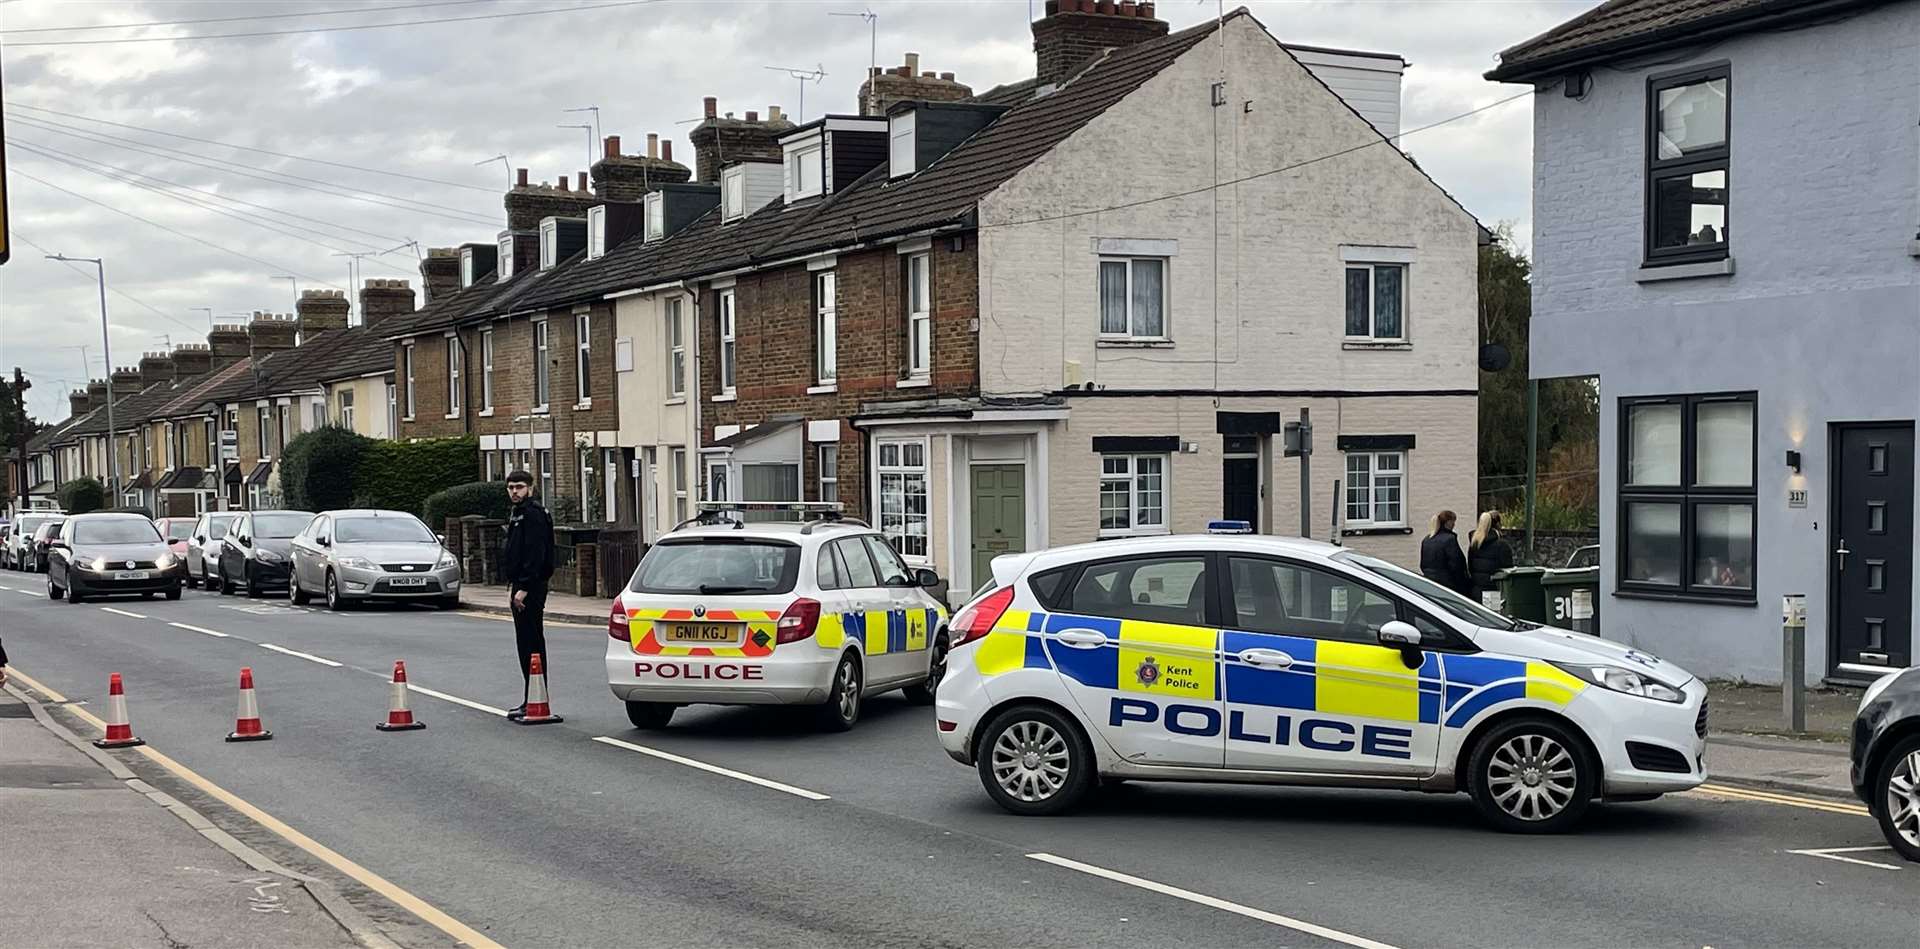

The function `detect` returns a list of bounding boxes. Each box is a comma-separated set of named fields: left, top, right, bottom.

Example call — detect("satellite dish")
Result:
left=1479, top=342, right=1511, bottom=372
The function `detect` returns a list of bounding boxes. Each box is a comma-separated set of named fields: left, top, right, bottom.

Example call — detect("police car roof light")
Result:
left=951, top=585, right=1015, bottom=647
left=776, top=597, right=821, bottom=644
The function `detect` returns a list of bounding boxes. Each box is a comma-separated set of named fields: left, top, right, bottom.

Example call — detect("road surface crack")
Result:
left=142, top=909, right=191, bottom=949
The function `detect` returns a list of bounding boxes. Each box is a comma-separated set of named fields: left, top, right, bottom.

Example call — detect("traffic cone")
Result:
left=92, top=673, right=145, bottom=749
left=513, top=653, right=564, bottom=725
left=375, top=660, right=426, bottom=732
left=225, top=667, right=274, bottom=742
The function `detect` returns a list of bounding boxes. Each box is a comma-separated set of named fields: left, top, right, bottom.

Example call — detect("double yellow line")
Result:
left=1690, top=781, right=1870, bottom=817
left=9, top=668, right=504, bottom=949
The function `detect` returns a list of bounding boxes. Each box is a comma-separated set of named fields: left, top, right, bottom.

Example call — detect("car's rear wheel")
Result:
left=902, top=634, right=948, bottom=706
left=625, top=702, right=676, bottom=730
left=814, top=653, right=862, bottom=732
left=976, top=704, right=1095, bottom=816
left=1467, top=717, right=1595, bottom=834
left=1874, top=734, right=1920, bottom=862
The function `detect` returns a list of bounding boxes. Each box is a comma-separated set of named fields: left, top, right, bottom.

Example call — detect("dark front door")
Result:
left=1223, top=458, right=1259, bottom=526
left=1832, top=423, right=1915, bottom=671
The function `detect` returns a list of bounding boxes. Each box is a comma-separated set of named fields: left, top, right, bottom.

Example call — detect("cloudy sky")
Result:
left=0, top=0, right=1581, bottom=423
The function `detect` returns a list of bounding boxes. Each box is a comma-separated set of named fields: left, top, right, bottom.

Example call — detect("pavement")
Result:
left=0, top=688, right=375, bottom=949
left=1700, top=680, right=1861, bottom=800
left=459, top=582, right=608, bottom=625
left=1, top=572, right=1914, bottom=948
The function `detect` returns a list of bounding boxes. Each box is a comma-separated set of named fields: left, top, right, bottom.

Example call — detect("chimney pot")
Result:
left=1097, top=0, right=1116, bottom=14
left=578, top=171, right=588, bottom=192
left=769, top=105, right=783, bottom=121
left=661, top=140, right=673, bottom=162
left=646, top=133, right=658, bottom=158
left=558, top=176, right=569, bottom=192
left=922, top=71, right=936, bottom=78
left=939, top=71, right=956, bottom=81
left=604, top=134, right=621, bottom=159
left=1119, top=0, right=1136, bottom=14
left=1043, top=0, right=1059, bottom=14
left=904, top=51, right=920, bottom=73
left=746, top=110, right=758, bottom=122
left=516, top=168, right=529, bottom=187
left=1140, top=0, right=1155, bottom=15
left=703, top=96, right=717, bottom=119
left=870, top=66, right=882, bottom=77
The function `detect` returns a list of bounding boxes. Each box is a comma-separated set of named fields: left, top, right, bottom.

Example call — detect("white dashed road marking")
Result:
left=1787, top=845, right=1904, bottom=871
left=1026, top=853, right=1402, bottom=949
left=592, top=736, right=832, bottom=801
left=168, top=621, right=231, bottom=638
left=258, top=643, right=343, bottom=667
left=405, top=683, right=509, bottom=717
left=100, top=607, right=148, bottom=619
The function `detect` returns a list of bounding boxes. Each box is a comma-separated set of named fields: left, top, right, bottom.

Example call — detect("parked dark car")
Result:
left=45, top=513, right=187, bottom=603
left=1851, top=666, right=1920, bottom=862
left=216, top=510, right=313, bottom=597
left=30, top=519, right=68, bottom=572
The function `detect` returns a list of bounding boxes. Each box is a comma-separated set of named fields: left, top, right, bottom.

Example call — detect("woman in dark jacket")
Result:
left=1468, top=511, right=1515, bottom=601
left=1419, top=510, right=1472, bottom=596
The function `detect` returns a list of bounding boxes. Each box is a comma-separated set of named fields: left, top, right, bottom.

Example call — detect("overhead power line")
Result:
left=11, top=168, right=343, bottom=289
left=8, top=103, right=495, bottom=193
left=5, top=111, right=500, bottom=227
left=1, top=0, right=495, bottom=35
left=10, top=230, right=211, bottom=336
left=1, top=0, right=663, bottom=47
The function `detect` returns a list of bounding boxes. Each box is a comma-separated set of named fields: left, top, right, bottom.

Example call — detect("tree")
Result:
left=57, top=477, right=107, bottom=515
left=1477, top=225, right=1599, bottom=522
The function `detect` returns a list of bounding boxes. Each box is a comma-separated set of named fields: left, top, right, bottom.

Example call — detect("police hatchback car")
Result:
left=936, top=535, right=1708, bottom=833
left=607, top=503, right=949, bottom=731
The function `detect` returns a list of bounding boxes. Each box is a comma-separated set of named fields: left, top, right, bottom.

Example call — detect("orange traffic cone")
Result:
left=513, top=653, right=563, bottom=725
left=92, top=673, right=145, bottom=749
left=375, top=661, right=426, bottom=732
left=225, top=667, right=274, bottom=742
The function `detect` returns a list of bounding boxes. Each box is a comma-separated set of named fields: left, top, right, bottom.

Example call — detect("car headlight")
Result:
left=254, top=549, right=283, bottom=563
left=337, top=556, right=377, bottom=571
left=1860, top=669, right=1908, bottom=711
left=1552, top=661, right=1686, bottom=703
left=155, top=553, right=178, bottom=569
left=90, top=557, right=110, bottom=572
left=436, top=551, right=458, bottom=569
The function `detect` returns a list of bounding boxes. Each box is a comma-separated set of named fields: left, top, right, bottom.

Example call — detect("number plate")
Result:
left=663, top=622, right=740, bottom=644
left=114, top=571, right=150, bottom=581
left=387, top=576, right=429, bottom=587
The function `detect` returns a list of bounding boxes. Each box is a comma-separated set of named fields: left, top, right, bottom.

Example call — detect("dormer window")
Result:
left=644, top=192, right=664, bottom=242
left=539, top=219, right=560, bottom=270
left=889, top=110, right=916, bottom=178
left=722, top=167, right=746, bottom=222
left=786, top=142, right=823, bottom=201
left=460, top=248, right=476, bottom=288
left=496, top=235, right=515, bottom=281
left=587, top=206, right=606, bottom=260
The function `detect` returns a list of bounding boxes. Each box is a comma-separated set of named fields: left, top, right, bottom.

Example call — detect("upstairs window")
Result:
left=480, top=328, right=495, bottom=411
left=665, top=297, right=685, bottom=398
left=446, top=336, right=462, bottom=417
left=575, top=311, right=593, bottom=403
left=1098, top=257, right=1166, bottom=341
left=904, top=253, right=931, bottom=378
left=722, top=167, right=746, bottom=222
left=496, top=235, right=515, bottom=281
left=787, top=143, right=823, bottom=200
left=532, top=320, right=550, bottom=410
left=718, top=289, right=737, bottom=394
left=1646, top=65, right=1729, bottom=265
left=460, top=248, right=476, bottom=288
left=814, top=270, right=837, bottom=384
left=539, top=219, right=560, bottom=270
left=401, top=343, right=416, bottom=419
left=644, top=193, right=664, bottom=242
left=587, top=206, right=607, bottom=260
left=1344, top=263, right=1405, bottom=341
left=889, top=110, right=917, bottom=178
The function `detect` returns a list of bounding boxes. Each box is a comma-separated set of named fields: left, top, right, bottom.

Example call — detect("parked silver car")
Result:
left=287, top=509, right=462, bottom=611
left=185, top=512, right=237, bottom=589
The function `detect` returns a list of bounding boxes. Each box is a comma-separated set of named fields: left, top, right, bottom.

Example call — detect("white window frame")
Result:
left=255, top=405, right=271, bottom=461
left=310, top=399, right=325, bottom=431
left=401, top=343, right=416, bottom=419
left=815, top=270, right=837, bottom=384
left=162, top=422, right=174, bottom=471
left=889, top=110, right=916, bottom=178
left=479, top=328, right=495, bottom=412
left=1098, top=453, right=1169, bottom=538
left=385, top=383, right=397, bottom=435
left=496, top=235, right=515, bottom=281
left=539, top=219, right=559, bottom=271
left=1343, top=450, right=1407, bottom=529
left=818, top=443, right=838, bottom=504
left=1344, top=262, right=1407, bottom=342
left=873, top=438, right=931, bottom=563
left=905, top=252, right=931, bottom=378
left=460, top=249, right=476, bottom=288
left=445, top=335, right=462, bottom=418
left=277, top=404, right=290, bottom=457
left=644, top=192, right=664, bottom=241
left=575, top=311, right=592, bottom=405
left=722, top=166, right=746, bottom=221
left=787, top=143, right=823, bottom=200
left=532, top=319, right=550, bottom=411
left=204, top=419, right=216, bottom=468
left=666, top=297, right=685, bottom=399
left=337, top=389, right=355, bottom=431
left=537, top=448, right=554, bottom=501
left=586, top=205, right=607, bottom=260
left=671, top=447, right=688, bottom=522
left=718, top=289, right=737, bottom=395
left=1097, top=256, right=1169, bottom=341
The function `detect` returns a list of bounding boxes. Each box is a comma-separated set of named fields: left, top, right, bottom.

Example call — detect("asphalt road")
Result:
left=1, top=572, right=1913, bottom=949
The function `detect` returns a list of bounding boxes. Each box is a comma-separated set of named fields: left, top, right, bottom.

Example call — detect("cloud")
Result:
left=0, top=0, right=1578, bottom=422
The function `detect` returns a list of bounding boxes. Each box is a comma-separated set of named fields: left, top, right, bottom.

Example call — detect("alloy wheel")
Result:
left=1487, top=733, right=1579, bottom=821
left=837, top=658, right=861, bottom=722
left=990, top=719, right=1072, bottom=803
left=1887, top=750, right=1920, bottom=849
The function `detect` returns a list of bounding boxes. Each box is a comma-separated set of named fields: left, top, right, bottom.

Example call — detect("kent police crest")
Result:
left=1135, top=656, right=1161, bottom=687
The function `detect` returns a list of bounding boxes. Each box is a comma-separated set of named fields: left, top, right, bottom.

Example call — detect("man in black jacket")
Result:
left=500, top=471, right=554, bottom=719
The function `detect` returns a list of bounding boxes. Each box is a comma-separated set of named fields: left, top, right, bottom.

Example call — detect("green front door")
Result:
left=970, top=464, right=1027, bottom=591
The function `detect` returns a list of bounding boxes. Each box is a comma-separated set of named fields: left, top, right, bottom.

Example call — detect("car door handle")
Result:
left=1056, top=629, right=1108, bottom=649
left=1239, top=648, right=1294, bottom=669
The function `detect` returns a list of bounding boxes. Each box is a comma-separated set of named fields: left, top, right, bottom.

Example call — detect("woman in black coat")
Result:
left=1468, top=511, right=1516, bottom=600
left=1420, top=510, right=1472, bottom=596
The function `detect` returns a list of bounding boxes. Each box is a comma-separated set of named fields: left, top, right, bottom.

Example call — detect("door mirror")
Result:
left=1378, top=620, right=1422, bottom=648
left=317, top=536, right=331, bottom=548
left=239, top=535, right=252, bottom=547
left=914, top=567, right=940, bottom=589
left=49, top=540, right=68, bottom=551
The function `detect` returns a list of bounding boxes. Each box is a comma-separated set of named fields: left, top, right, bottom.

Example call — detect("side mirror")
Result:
left=239, top=535, right=252, bottom=546
left=915, top=567, right=940, bottom=589
left=318, top=536, right=331, bottom=548
left=49, top=540, right=68, bottom=551
left=1378, top=620, right=1422, bottom=648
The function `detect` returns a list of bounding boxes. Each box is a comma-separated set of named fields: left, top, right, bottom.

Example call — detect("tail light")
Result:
left=950, top=586, right=1015, bottom=647
left=608, top=599, right=630, bottom=641
left=777, top=597, right=821, bottom=644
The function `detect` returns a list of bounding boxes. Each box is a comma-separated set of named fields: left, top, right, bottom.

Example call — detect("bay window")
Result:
left=1620, top=392, right=1755, bottom=599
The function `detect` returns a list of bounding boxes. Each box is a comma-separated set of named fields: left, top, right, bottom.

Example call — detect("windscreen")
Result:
left=631, top=540, right=799, bottom=595
left=73, top=519, right=161, bottom=545
left=335, top=517, right=436, bottom=544
left=163, top=521, right=194, bottom=541
left=252, top=513, right=314, bottom=539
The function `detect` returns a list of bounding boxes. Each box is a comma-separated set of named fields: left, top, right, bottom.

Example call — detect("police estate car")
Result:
left=607, top=503, right=949, bottom=731
left=936, top=535, right=1708, bottom=833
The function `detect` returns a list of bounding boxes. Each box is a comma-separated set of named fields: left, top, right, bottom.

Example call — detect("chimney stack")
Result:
left=295, top=288, right=351, bottom=340
left=246, top=313, right=300, bottom=354
left=169, top=343, right=213, bottom=379
left=110, top=367, right=143, bottom=393
left=662, top=140, right=674, bottom=163
left=859, top=53, right=975, bottom=116
left=85, top=379, right=109, bottom=411
left=419, top=247, right=461, bottom=302
left=505, top=169, right=599, bottom=230
left=207, top=324, right=252, bottom=365
left=688, top=97, right=795, bottom=183
left=137, top=352, right=176, bottom=388
left=591, top=131, right=693, bottom=201
left=69, top=390, right=90, bottom=419
left=1031, top=0, right=1167, bottom=86
left=359, top=279, right=417, bottom=325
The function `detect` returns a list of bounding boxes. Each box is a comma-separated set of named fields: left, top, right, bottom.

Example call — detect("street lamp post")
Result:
left=46, top=254, right=120, bottom=498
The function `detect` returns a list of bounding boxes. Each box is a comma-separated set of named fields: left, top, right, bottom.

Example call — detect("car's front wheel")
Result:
left=1467, top=717, right=1595, bottom=834
left=626, top=702, right=676, bottom=730
left=164, top=584, right=182, bottom=601
left=46, top=575, right=63, bottom=600
left=902, top=634, right=948, bottom=706
left=976, top=704, right=1095, bottom=816
left=1874, top=734, right=1920, bottom=862
left=325, top=571, right=351, bottom=612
